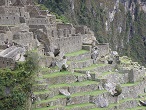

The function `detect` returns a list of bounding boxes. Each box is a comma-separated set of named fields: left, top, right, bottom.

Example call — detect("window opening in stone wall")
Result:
left=7, top=61, right=9, bottom=66
left=52, top=30, right=54, bottom=37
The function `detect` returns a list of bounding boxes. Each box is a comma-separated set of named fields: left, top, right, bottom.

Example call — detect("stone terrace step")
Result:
left=42, top=71, right=78, bottom=85
left=34, top=80, right=100, bottom=102
left=67, top=90, right=107, bottom=106
left=65, top=50, right=91, bottom=61
left=40, top=67, right=60, bottom=75
left=65, top=103, right=96, bottom=110
left=69, top=59, right=93, bottom=69
left=33, top=106, right=64, bottom=110
left=33, top=84, right=48, bottom=92
left=89, top=98, right=140, bottom=110
left=119, top=82, right=143, bottom=100
left=34, top=90, right=107, bottom=108
left=75, top=64, right=115, bottom=74
left=49, top=80, right=100, bottom=95
left=34, top=95, right=66, bottom=108
left=94, top=71, right=129, bottom=84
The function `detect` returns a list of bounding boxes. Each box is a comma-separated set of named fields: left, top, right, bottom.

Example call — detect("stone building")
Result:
left=0, top=0, right=96, bottom=68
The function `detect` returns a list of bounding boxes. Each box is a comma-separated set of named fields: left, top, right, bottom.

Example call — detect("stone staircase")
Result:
left=32, top=50, right=146, bottom=110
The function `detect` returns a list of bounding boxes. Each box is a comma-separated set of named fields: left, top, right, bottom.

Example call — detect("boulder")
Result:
left=59, top=89, right=70, bottom=96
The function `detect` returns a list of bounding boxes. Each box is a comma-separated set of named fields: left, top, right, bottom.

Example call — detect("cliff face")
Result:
left=43, top=0, right=146, bottom=66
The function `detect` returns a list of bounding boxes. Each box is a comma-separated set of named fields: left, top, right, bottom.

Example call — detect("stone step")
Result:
left=33, top=106, right=64, bottom=110
left=42, top=71, right=78, bottom=85
left=40, top=67, right=60, bottom=75
left=126, top=106, right=146, bottom=110
left=69, top=59, right=93, bottom=69
left=34, top=90, right=54, bottom=102
left=33, top=84, right=48, bottom=92
left=65, top=50, right=91, bottom=61
left=67, top=90, right=107, bottom=106
left=49, top=80, right=100, bottom=95
left=34, top=90, right=107, bottom=108
left=35, top=78, right=47, bottom=84
left=34, top=80, right=100, bottom=102
left=65, top=103, right=96, bottom=110
left=93, top=71, right=129, bottom=84
left=34, top=95, right=66, bottom=108
left=119, top=82, right=144, bottom=100
left=75, top=64, right=115, bottom=74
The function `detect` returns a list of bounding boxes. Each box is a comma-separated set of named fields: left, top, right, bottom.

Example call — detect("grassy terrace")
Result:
left=71, top=90, right=107, bottom=97
left=126, top=106, right=146, bottom=110
left=42, top=71, right=84, bottom=78
left=35, top=90, right=107, bottom=104
left=65, top=103, right=95, bottom=109
left=121, top=82, right=140, bottom=87
left=34, top=106, right=63, bottom=110
left=120, top=57, right=132, bottom=64
left=40, top=66, right=60, bottom=72
left=98, top=71, right=115, bottom=79
left=90, top=98, right=142, bottom=110
left=36, top=94, right=66, bottom=104
left=65, top=50, right=89, bottom=57
left=42, top=71, right=72, bottom=78
left=48, top=80, right=99, bottom=89
left=75, top=64, right=106, bottom=71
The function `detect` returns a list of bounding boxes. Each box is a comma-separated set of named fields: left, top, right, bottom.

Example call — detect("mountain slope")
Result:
left=41, top=0, right=146, bottom=66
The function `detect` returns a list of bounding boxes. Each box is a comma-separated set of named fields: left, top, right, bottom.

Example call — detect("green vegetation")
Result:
left=65, top=103, right=95, bottom=109
left=41, top=0, right=146, bottom=66
left=0, top=51, right=39, bottom=110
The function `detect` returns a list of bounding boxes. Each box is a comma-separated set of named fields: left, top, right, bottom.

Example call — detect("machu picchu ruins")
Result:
left=0, top=0, right=146, bottom=110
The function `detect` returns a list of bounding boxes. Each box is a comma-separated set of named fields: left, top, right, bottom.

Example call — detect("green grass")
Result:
left=120, top=57, right=132, bottom=64
left=48, top=80, right=99, bottom=89
left=34, top=106, right=63, bottom=110
left=65, top=103, right=95, bottom=109
left=126, top=106, right=146, bottom=110
left=40, top=66, right=59, bottom=72
left=121, top=82, right=140, bottom=87
left=36, top=94, right=66, bottom=104
left=65, top=50, right=89, bottom=57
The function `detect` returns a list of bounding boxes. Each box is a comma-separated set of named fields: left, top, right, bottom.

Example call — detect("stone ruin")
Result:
left=0, top=0, right=146, bottom=110
left=0, top=0, right=91, bottom=68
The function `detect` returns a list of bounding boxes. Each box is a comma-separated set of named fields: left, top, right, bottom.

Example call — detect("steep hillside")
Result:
left=41, top=0, right=146, bottom=66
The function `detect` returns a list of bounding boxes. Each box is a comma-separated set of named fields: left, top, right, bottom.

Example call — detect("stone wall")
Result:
left=0, top=7, right=5, bottom=14
left=98, top=43, right=110, bottom=57
left=128, top=67, right=145, bottom=83
left=0, top=56, right=15, bottom=69
left=75, top=26, right=90, bottom=34
left=57, top=23, right=75, bottom=35
left=0, top=0, right=5, bottom=6
left=0, top=33, right=6, bottom=45
left=26, top=18, right=49, bottom=25
left=0, top=14, right=20, bottom=25
left=55, top=35, right=82, bottom=53
left=12, top=31, right=35, bottom=50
